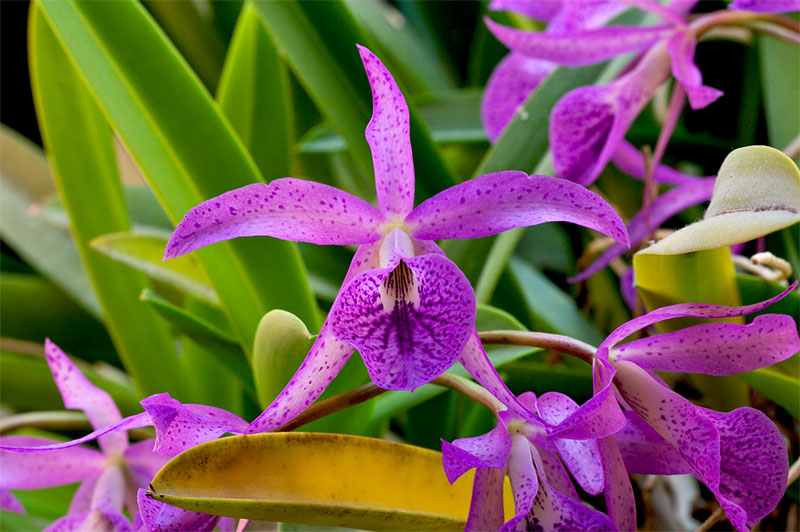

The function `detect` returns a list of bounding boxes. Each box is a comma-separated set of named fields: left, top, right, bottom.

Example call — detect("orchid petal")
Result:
left=69, top=477, right=98, bottom=516
left=140, top=393, right=248, bottom=456
left=615, top=412, right=692, bottom=474
left=611, top=140, right=705, bottom=185
left=46, top=510, right=132, bottom=532
left=137, top=489, right=220, bottom=532
left=357, top=45, right=415, bottom=219
left=90, top=465, right=127, bottom=516
left=596, top=436, right=636, bottom=532
left=0, top=436, right=105, bottom=489
left=669, top=0, right=701, bottom=15
left=611, top=314, right=800, bottom=374
left=526, top=447, right=617, bottom=531
left=666, top=31, right=723, bottom=109
left=482, top=53, right=555, bottom=143
left=546, top=1, right=628, bottom=33
left=459, top=332, right=541, bottom=423
left=465, top=467, right=506, bottom=532
left=569, top=177, right=715, bottom=282
left=601, top=281, right=797, bottom=348
left=164, top=181, right=385, bottom=258
left=489, top=0, right=563, bottom=21
left=248, top=327, right=355, bottom=432
left=407, top=172, right=629, bottom=246
left=546, top=359, right=626, bottom=441
left=45, top=339, right=127, bottom=455
left=531, top=444, right=578, bottom=500
left=614, top=361, right=787, bottom=532
left=537, top=393, right=604, bottom=495
left=124, top=439, right=169, bottom=484
left=729, top=0, right=800, bottom=13
left=486, top=19, right=673, bottom=66
left=501, top=436, right=538, bottom=531
left=0, top=413, right=152, bottom=453
left=343, top=240, right=382, bottom=286
left=700, top=407, right=789, bottom=531
left=550, top=48, right=670, bottom=185
left=0, top=489, right=24, bottom=513
left=330, top=253, right=475, bottom=390
left=442, top=422, right=512, bottom=483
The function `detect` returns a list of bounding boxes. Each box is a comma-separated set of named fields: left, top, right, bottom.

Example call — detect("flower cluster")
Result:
left=483, top=0, right=799, bottom=282
left=3, top=39, right=798, bottom=532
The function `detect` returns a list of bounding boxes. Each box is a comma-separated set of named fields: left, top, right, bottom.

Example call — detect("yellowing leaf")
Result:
left=639, top=145, right=800, bottom=256
left=149, top=432, right=512, bottom=530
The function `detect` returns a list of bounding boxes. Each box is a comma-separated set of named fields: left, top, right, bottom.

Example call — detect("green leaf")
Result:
left=737, top=367, right=800, bottom=419
left=149, top=432, right=495, bottom=530
left=0, top=127, right=101, bottom=318
left=34, top=0, right=320, bottom=353
left=251, top=0, right=457, bottom=200
left=217, top=3, right=292, bottom=180
left=759, top=31, right=800, bottom=151
left=142, top=0, right=226, bottom=90
left=91, top=231, right=219, bottom=306
left=29, top=8, right=189, bottom=398
left=505, top=258, right=604, bottom=345
left=252, top=310, right=314, bottom=411
left=139, top=289, right=253, bottom=394
left=0, top=273, right=115, bottom=365
left=342, top=0, right=457, bottom=94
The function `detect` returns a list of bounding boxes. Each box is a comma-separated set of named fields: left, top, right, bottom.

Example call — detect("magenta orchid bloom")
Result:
left=584, top=284, right=799, bottom=531
left=484, top=0, right=723, bottom=185
left=441, top=390, right=634, bottom=531
left=162, top=45, right=628, bottom=436
left=0, top=340, right=233, bottom=532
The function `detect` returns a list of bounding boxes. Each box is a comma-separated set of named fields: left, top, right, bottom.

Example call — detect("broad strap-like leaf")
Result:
left=149, top=432, right=495, bottom=531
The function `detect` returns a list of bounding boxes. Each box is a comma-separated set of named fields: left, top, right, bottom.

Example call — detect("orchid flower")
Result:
left=441, top=390, right=631, bottom=530
left=163, top=45, right=628, bottom=437
left=484, top=0, right=726, bottom=184
left=581, top=284, right=799, bottom=531
left=0, top=340, right=230, bottom=532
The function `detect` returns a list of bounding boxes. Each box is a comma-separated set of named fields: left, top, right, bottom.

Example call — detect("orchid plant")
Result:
left=1, top=1, right=799, bottom=531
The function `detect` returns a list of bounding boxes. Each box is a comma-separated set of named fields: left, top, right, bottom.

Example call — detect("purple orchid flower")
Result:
left=440, top=390, right=634, bottom=531
left=484, top=0, right=725, bottom=186
left=0, top=340, right=231, bottom=532
left=581, top=284, right=799, bottom=531
left=163, top=45, right=628, bottom=435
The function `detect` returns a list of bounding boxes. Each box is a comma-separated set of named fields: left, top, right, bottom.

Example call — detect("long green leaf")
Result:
left=759, top=32, right=800, bottom=151
left=738, top=367, right=799, bottom=419
left=217, top=3, right=292, bottom=179
left=35, top=0, right=320, bottom=354
left=29, top=7, right=189, bottom=398
left=343, top=0, right=457, bottom=94
left=505, top=258, right=604, bottom=345
left=91, top=231, right=219, bottom=305
left=0, top=273, right=114, bottom=365
left=143, top=0, right=226, bottom=90
left=0, top=136, right=101, bottom=318
left=139, top=289, right=253, bottom=394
